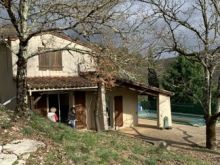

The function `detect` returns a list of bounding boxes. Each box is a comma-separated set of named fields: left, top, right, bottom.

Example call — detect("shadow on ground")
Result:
left=120, top=123, right=220, bottom=156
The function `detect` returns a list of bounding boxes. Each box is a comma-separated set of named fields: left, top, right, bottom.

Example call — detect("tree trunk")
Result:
left=15, top=53, right=28, bottom=116
left=206, top=117, right=217, bottom=150
left=14, top=0, right=29, bottom=116
left=204, top=67, right=212, bottom=115
left=215, top=77, right=220, bottom=113
left=203, top=67, right=217, bottom=149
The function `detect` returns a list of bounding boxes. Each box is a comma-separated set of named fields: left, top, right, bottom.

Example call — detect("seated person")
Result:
left=47, top=107, right=59, bottom=122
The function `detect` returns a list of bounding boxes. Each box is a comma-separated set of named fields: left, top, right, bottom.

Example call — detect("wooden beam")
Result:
left=58, top=94, right=61, bottom=122
left=33, top=96, right=42, bottom=105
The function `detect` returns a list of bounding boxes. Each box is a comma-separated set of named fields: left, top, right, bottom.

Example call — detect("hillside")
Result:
left=0, top=107, right=210, bottom=165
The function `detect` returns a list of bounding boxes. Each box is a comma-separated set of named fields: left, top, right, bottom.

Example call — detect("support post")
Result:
left=216, top=97, right=220, bottom=114
left=46, top=95, right=49, bottom=113
left=58, top=94, right=61, bottom=122
left=29, top=96, right=34, bottom=111
left=157, top=94, right=172, bottom=129
left=101, top=83, right=108, bottom=130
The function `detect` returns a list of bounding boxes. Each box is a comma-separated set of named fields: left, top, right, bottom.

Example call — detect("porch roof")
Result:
left=26, top=76, right=174, bottom=96
left=27, top=76, right=97, bottom=90
left=116, top=78, right=174, bottom=97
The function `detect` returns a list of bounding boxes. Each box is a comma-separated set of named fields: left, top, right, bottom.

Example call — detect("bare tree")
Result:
left=0, top=0, right=125, bottom=116
left=138, top=0, right=220, bottom=149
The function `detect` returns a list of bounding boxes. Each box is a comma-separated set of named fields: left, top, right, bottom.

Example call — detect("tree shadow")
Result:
left=129, top=127, right=195, bottom=147
left=120, top=126, right=220, bottom=156
left=136, top=121, right=199, bottom=146
left=175, top=127, right=199, bottom=147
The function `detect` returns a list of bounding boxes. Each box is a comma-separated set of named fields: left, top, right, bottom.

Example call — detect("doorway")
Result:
left=48, top=93, right=69, bottom=123
left=74, top=91, right=87, bottom=129
left=114, top=96, right=123, bottom=127
left=60, top=94, right=69, bottom=123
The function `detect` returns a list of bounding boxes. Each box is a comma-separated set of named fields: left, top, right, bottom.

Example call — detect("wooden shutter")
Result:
left=38, top=47, right=62, bottom=71
left=39, top=52, right=50, bottom=70
left=50, top=51, right=62, bottom=70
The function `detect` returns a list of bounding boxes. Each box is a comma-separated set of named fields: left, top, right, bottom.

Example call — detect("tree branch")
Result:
left=1, top=0, right=20, bottom=35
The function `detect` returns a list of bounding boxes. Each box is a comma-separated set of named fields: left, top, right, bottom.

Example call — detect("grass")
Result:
left=0, top=106, right=13, bottom=129
left=0, top=107, right=210, bottom=165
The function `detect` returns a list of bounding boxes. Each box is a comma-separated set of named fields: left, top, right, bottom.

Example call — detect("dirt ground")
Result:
left=121, top=118, right=220, bottom=147
left=120, top=118, right=220, bottom=164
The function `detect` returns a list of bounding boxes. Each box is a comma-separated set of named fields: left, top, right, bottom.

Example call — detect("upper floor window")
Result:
left=38, top=48, right=62, bottom=71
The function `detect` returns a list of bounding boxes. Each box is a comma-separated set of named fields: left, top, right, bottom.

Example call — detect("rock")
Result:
left=21, top=153, right=30, bottom=160
left=17, top=159, right=26, bottom=165
left=17, top=153, right=31, bottom=165
left=166, top=146, right=171, bottom=151
left=0, top=153, right=17, bottom=165
left=0, top=139, right=45, bottom=165
left=159, top=141, right=167, bottom=147
left=3, top=139, right=45, bottom=156
left=158, top=141, right=170, bottom=150
left=11, top=127, right=19, bottom=131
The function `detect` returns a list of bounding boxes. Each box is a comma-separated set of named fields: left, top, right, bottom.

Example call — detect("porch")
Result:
left=27, top=76, right=97, bottom=129
left=27, top=76, right=173, bottom=130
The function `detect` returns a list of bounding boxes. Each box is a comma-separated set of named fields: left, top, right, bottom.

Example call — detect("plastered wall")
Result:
left=107, top=87, right=138, bottom=129
left=11, top=34, right=96, bottom=77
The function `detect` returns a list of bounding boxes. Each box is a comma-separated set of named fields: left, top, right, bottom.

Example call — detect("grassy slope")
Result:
left=0, top=108, right=208, bottom=165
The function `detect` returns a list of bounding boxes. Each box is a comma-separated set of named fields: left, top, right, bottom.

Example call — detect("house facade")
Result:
left=0, top=31, right=173, bottom=130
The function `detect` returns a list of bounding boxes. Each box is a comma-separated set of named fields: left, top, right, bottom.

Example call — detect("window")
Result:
left=38, top=48, right=62, bottom=71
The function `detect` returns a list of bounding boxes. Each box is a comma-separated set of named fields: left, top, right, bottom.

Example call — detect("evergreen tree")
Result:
left=162, top=56, right=204, bottom=104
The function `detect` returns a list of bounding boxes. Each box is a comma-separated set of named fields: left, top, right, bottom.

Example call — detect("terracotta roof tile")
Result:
left=27, top=76, right=97, bottom=90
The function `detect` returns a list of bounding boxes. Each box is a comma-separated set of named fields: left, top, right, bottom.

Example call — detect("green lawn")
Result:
left=0, top=107, right=209, bottom=165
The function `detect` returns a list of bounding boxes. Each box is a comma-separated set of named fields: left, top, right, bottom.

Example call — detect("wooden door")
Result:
left=74, top=91, right=87, bottom=129
left=114, top=96, right=123, bottom=127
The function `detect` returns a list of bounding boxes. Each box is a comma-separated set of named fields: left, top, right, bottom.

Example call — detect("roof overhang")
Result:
left=25, top=76, right=174, bottom=97
left=116, top=79, right=174, bottom=97
left=27, top=76, right=97, bottom=92
left=28, top=86, right=97, bottom=95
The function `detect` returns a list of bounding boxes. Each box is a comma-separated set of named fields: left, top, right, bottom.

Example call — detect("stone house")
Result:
left=0, top=29, right=173, bottom=130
